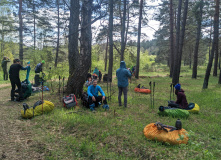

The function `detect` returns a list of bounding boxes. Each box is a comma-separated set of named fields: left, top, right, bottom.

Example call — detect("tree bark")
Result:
left=203, top=0, right=219, bottom=89
left=108, top=0, right=113, bottom=82
left=120, top=0, right=126, bottom=61
left=192, top=0, right=203, bottom=78
left=135, top=0, right=143, bottom=79
left=33, top=0, right=36, bottom=51
left=105, top=37, right=108, bottom=71
left=55, top=0, right=60, bottom=67
left=68, top=0, right=80, bottom=75
left=169, top=0, right=174, bottom=77
left=19, top=0, right=23, bottom=65
left=172, top=0, right=182, bottom=84
left=67, top=0, right=92, bottom=96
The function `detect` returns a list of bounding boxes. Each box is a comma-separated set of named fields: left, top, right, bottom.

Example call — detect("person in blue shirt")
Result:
left=116, top=61, right=131, bottom=107
left=87, top=79, right=109, bottom=111
left=34, top=60, right=45, bottom=86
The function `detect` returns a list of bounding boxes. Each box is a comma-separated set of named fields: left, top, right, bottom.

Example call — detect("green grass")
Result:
left=3, top=66, right=221, bottom=159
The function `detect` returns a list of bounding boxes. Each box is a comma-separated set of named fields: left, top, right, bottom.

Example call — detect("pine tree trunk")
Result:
left=172, top=0, right=182, bottom=84
left=33, top=0, right=36, bottom=51
left=105, top=37, right=108, bottom=71
left=108, top=0, right=113, bottom=82
left=169, top=0, right=174, bottom=77
left=120, top=0, right=126, bottom=61
left=68, top=0, right=80, bottom=75
left=19, top=0, right=23, bottom=65
left=135, top=0, right=143, bottom=79
left=203, top=0, right=219, bottom=89
left=66, top=0, right=92, bottom=96
left=55, top=0, right=60, bottom=67
left=192, top=0, right=203, bottom=78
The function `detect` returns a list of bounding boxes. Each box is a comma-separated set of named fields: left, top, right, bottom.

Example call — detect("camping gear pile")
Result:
left=134, top=84, right=151, bottom=94
left=143, top=120, right=189, bottom=145
left=21, top=100, right=55, bottom=118
left=63, top=94, right=78, bottom=109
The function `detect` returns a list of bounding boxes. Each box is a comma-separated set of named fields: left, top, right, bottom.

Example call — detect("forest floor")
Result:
left=0, top=68, right=221, bottom=160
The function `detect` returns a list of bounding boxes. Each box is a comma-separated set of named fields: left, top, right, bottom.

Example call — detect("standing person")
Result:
left=1, top=56, right=10, bottom=80
left=116, top=61, right=132, bottom=107
left=99, top=70, right=102, bottom=82
left=87, top=79, right=109, bottom=111
left=93, top=67, right=99, bottom=78
left=168, top=83, right=188, bottom=109
left=34, top=60, right=45, bottom=86
left=9, top=59, right=29, bottom=101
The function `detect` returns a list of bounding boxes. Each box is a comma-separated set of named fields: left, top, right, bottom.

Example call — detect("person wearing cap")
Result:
left=9, top=59, right=30, bottom=101
left=34, top=60, right=45, bottom=86
left=1, top=56, right=10, bottom=80
left=116, top=61, right=131, bottom=108
left=168, top=83, right=188, bottom=109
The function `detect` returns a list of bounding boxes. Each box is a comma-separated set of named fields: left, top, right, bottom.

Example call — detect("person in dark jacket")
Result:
left=87, top=79, right=109, bottom=111
left=9, top=59, right=29, bottom=101
left=1, top=56, right=10, bottom=80
left=34, top=60, right=45, bottom=86
left=116, top=61, right=132, bottom=107
left=168, top=83, right=188, bottom=109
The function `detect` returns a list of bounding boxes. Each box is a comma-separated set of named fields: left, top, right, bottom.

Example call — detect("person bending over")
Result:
left=87, top=80, right=109, bottom=111
left=168, top=83, right=188, bottom=109
left=9, top=59, right=29, bottom=101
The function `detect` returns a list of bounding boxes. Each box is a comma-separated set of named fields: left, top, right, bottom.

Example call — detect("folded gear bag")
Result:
left=158, top=107, right=190, bottom=119
left=143, top=122, right=189, bottom=145
left=21, top=100, right=55, bottom=118
left=134, top=84, right=151, bottom=94
left=63, top=94, right=78, bottom=109
left=185, top=103, right=200, bottom=113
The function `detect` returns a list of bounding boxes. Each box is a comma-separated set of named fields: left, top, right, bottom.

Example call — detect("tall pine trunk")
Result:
left=192, top=0, right=203, bottom=78
left=55, top=0, right=60, bottom=67
left=169, top=0, right=174, bottom=77
left=105, top=37, right=108, bottom=71
left=203, top=0, right=219, bottom=89
left=108, top=0, right=113, bottom=82
left=68, top=0, right=80, bottom=75
left=66, top=0, right=92, bottom=96
left=172, top=0, right=182, bottom=84
left=19, top=0, right=23, bottom=65
left=120, top=0, right=126, bottom=61
left=135, top=0, right=143, bottom=79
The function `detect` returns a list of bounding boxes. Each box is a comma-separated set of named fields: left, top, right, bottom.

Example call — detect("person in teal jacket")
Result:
left=93, top=67, right=99, bottom=77
left=116, top=61, right=131, bottom=107
left=87, top=79, right=109, bottom=111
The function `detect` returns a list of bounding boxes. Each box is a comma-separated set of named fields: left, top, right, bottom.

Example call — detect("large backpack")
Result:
left=63, top=94, right=77, bottom=109
left=81, top=92, right=89, bottom=108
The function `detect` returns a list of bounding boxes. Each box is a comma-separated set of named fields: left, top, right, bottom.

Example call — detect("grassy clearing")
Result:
left=1, top=66, right=221, bottom=159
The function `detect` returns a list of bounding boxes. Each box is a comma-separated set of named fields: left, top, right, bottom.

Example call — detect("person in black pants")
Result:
left=9, top=59, right=29, bottom=101
left=34, top=60, right=45, bottom=86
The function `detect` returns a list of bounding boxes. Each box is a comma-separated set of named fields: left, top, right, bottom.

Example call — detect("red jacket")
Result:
left=175, top=89, right=188, bottom=109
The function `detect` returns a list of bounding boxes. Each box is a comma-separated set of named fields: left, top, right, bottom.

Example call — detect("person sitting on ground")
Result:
left=9, top=59, right=30, bottom=101
left=1, top=56, right=10, bottom=80
left=87, top=79, right=109, bottom=111
left=168, top=83, right=188, bottom=109
left=34, top=60, right=45, bottom=86
left=116, top=61, right=131, bottom=108
left=85, top=77, right=93, bottom=87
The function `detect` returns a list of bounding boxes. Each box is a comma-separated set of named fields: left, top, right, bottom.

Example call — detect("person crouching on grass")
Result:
left=168, top=83, right=188, bottom=109
left=87, top=79, right=109, bottom=111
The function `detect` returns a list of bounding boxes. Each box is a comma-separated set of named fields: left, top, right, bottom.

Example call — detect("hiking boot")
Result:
left=102, top=104, right=109, bottom=110
left=89, top=103, right=95, bottom=111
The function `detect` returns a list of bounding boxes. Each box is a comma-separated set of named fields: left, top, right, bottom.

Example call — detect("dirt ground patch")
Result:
left=0, top=88, right=43, bottom=160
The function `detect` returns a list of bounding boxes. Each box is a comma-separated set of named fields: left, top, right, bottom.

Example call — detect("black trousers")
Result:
left=88, top=96, right=107, bottom=107
left=34, top=74, right=40, bottom=86
left=9, top=76, right=23, bottom=100
left=3, top=69, right=8, bottom=80
left=168, top=101, right=180, bottom=108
